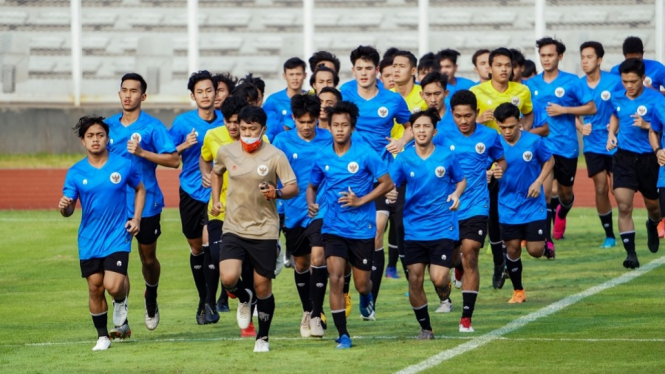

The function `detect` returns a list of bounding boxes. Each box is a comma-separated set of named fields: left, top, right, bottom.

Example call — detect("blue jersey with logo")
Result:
left=405, top=110, right=454, bottom=150
left=106, top=111, right=176, bottom=217
left=169, top=110, right=224, bottom=202
left=580, top=72, right=623, bottom=156
left=309, top=140, right=389, bottom=240
left=445, top=76, right=476, bottom=107
left=611, top=59, right=665, bottom=91
left=391, top=146, right=465, bottom=241
left=647, top=107, right=665, bottom=187
left=264, top=89, right=305, bottom=142
left=273, top=128, right=333, bottom=228
left=612, top=87, right=665, bottom=154
left=434, top=124, right=503, bottom=220
left=339, top=79, right=384, bottom=97
left=498, top=131, right=551, bottom=225
left=526, top=70, right=593, bottom=158
left=63, top=153, right=141, bottom=260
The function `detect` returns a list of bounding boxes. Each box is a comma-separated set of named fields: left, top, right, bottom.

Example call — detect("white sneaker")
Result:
left=92, top=336, right=111, bottom=351
left=253, top=337, right=270, bottom=352
left=452, top=272, right=463, bottom=289
left=253, top=306, right=258, bottom=318
left=237, top=289, right=253, bottom=329
left=112, top=297, right=128, bottom=327
left=309, top=316, right=325, bottom=338
left=435, top=299, right=452, bottom=313
left=300, top=311, right=311, bottom=338
left=274, top=242, right=285, bottom=277
left=144, top=301, right=159, bottom=331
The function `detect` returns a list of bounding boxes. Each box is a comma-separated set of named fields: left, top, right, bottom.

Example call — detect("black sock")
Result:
left=413, top=304, right=432, bottom=331
left=490, top=241, right=505, bottom=267
left=557, top=195, right=574, bottom=219
left=343, top=271, right=351, bottom=294
left=294, top=267, right=312, bottom=312
left=462, top=291, right=478, bottom=319
left=370, top=248, right=385, bottom=305
left=550, top=196, right=560, bottom=223
left=224, top=278, right=250, bottom=303
left=250, top=299, right=257, bottom=320
left=190, top=251, right=207, bottom=303
left=599, top=211, right=615, bottom=238
left=506, top=256, right=523, bottom=290
left=545, top=208, right=553, bottom=242
left=145, top=283, right=158, bottom=317
left=203, top=246, right=219, bottom=306
left=399, top=255, right=409, bottom=281
left=256, top=294, right=275, bottom=340
left=332, top=309, right=349, bottom=338
left=387, top=244, right=399, bottom=268
left=219, top=288, right=228, bottom=304
left=92, top=312, right=108, bottom=337
left=620, top=231, right=636, bottom=256
left=310, top=266, right=328, bottom=319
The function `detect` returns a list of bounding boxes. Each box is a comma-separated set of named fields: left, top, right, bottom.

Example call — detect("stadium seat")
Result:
left=243, top=57, right=280, bottom=75
left=81, top=12, right=118, bottom=29
left=253, top=36, right=283, bottom=53
left=430, top=11, right=473, bottom=27
left=204, top=12, right=252, bottom=29
left=313, top=13, right=339, bottom=28
left=465, top=35, right=511, bottom=49
left=261, top=13, right=297, bottom=28
left=112, top=58, right=137, bottom=74
left=127, top=13, right=163, bottom=29
left=53, top=59, right=102, bottom=75
left=200, top=37, right=243, bottom=53
left=313, top=36, right=333, bottom=50
left=384, top=35, right=418, bottom=50
left=607, top=10, right=654, bottom=24
left=29, top=35, right=66, bottom=50
left=331, top=36, right=377, bottom=52
left=336, top=13, right=383, bottom=28
left=29, top=12, right=71, bottom=27
left=560, top=10, right=608, bottom=25
left=199, top=57, right=236, bottom=73
left=82, top=36, right=111, bottom=52
left=473, top=11, right=518, bottom=26
left=394, top=12, right=418, bottom=28
left=0, top=11, right=28, bottom=27
left=28, top=58, right=56, bottom=74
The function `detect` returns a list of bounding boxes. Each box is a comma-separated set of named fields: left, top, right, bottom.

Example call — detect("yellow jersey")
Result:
left=390, top=84, right=427, bottom=139
left=470, top=81, right=533, bottom=132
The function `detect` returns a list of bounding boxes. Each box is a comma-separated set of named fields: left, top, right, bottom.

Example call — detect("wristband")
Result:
left=655, top=147, right=662, bottom=154
left=276, top=189, right=283, bottom=199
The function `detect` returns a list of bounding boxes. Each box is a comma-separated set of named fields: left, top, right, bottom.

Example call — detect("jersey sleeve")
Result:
left=389, top=154, right=406, bottom=188
left=574, top=78, right=594, bottom=105
left=212, top=147, right=227, bottom=176
left=394, top=96, right=411, bottom=125
left=126, top=162, right=141, bottom=189
left=534, top=137, right=553, bottom=164
left=152, top=122, right=177, bottom=154
left=520, top=86, right=533, bottom=115
left=168, top=118, right=186, bottom=146
left=62, top=168, right=79, bottom=200
left=201, top=131, right=214, bottom=162
left=275, top=151, right=297, bottom=185
left=488, top=133, right=505, bottom=161
left=651, top=97, right=665, bottom=132
left=448, top=154, right=465, bottom=185
left=366, top=148, right=390, bottom=180
left=309, top=160, right=323, bottom=188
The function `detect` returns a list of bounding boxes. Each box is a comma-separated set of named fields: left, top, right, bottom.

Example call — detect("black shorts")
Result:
left=284, top=225, right=312, bottom=257
left=80, top=251, right=129, bottom=278
left=305, top=219, right=324, bottom=248
left=500, top=219, right=548, bottom=242
left=207, top=219, right=223, bottom=263
left=458, top=215, right=488, bottom=247
left=179, top=187, right=208, bottom=240
left=133, top=213, right=161, bottom=245
left=553, top=155, right=578, bottom=187
left=374, top=183, right=404, bottom=215
left=404, top=239, right=455, bottom=267
left=584, top=152, right=613, bottom=178
left=323, top=234, right=374, bottom=271
left=220, top=233, right=277, bottom=279
left=612, top=149, right=659, bottom=200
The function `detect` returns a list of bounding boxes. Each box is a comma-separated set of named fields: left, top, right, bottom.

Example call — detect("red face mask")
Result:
left=240, top=129, right=264, bottom=153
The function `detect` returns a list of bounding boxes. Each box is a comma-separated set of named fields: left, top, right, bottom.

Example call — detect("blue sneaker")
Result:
left=600, top=237, right=616, bottom=248
left=359, top=293, right=376, bottom=321
left=385, top=266, right=400, bottom=279
left=335, top=334, right=352, bottom=349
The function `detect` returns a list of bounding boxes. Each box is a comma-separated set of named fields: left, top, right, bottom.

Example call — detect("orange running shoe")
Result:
left=658, top=220, right=665, bottom=238
left=508, top=289, right=526, bottom=304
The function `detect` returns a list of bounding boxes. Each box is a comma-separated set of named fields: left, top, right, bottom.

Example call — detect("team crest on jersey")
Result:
left=601, top=90, right=611, bottom=101
left=450, top=145, right=455, bottom=151
left=347, top=162, right=359, bottom=174
left=83, top=179, right=88, bottom=185
left=637, top=105, right=648, bottom=116
left=378, top=106, right=389, bottom=118
left=511, top=96, right=520, bottom=106
left=522, top=151, right=533, bottom=162
left=282, top=109, right=287, bottom=115
left=475, top=143, right=486, bottom=154
left=110, top=172, right=122, bottom=184
left=131, top=132, right=142, bottom=143
left=257, top=165, right=269, bottom=176
left=435, top=166, right=446, bottom=178
left=487, top=100, right=492, bottom=105
left=109, top=138, right=114, bottom=145
left=645, top=76, right=653, bottom=86
left=410, top=171, right=415, bottom=177
left=534, top=90, right=539, bottom=96
left=292, top=153, right=298, bottom=159
left=555, top=87, right=565, bottom=98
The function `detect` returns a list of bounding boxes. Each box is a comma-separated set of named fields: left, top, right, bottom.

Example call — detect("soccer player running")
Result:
left=526, top=37, right=596, bottom=244
left=317, top=87, right=342, bottom=130
left=307, top=101, right=394, bottom=349
left=608, top=58, right=664, bottom=268
left=436, top=49, right=476, bottom=107
left=472, top=49, right=491, bottom=84
left=169, top=70, right=225, bottom=325
left=433, top=90, right=506, bottom=329
left=493, top=103, right=554, bottom=303
left=610, top=36, right=665, bottom=93
left=420, top=71, right=451, bottom=125
left=60, top=116, right=146, bottom=350
left=210, top=106, right=298, bottom=352
left=264, top=57, right=308, bottom=141
left=106, top=73, right=179, bottom=331
left=213, top=72, right=237, bottom=110
left=309, top=50, right=341, bottom=75
left=310, top=66, right=339, bottom=94
left=274, top=94, right=333, bottom=338
left=578, top=41, right=623, bottom=248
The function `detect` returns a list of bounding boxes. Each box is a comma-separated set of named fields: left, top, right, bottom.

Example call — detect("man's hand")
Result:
left=493, top=165, right=504, bottom=179
left=486, top=169, right=494, bottom=183
left=202, top=171, right=212, bottom=188
left=338, top=187, right=362, bottom=207
left=581, top=123, right=592, bottom=136
left=447, top=192, right=460, bottom=211
left=210, top=201, right=223, bottom=217
left=259, top=182, right=278, bottom=201
left=607, top=133, right=618, bottom=151
left=58, top=196, right=74, bottom=209
left=477, top=109, right=495, bottom=124
left=125, top=218, right=141, bottom=236
left=546, top=102, right=567, bottom=117
left=631, top=114, right=649, bottom=130
left=657, top=149, right=665, bottom=166
left=183, top=128, right=198, bottom=149
left=385, top=188, right=398, bottom=203
left=385, top=137, right=405, bottom=155
left=527, top=180, right=543, bottom=198
left=127, top=138, right=144, bottom=157
left=308, top=203, right=319, bottom=218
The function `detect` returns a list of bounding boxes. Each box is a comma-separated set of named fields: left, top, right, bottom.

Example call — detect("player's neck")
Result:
left=585, top=69, right=601, bottom=85
left=479, top=77, right=489, bottom=84
left=87, top=150, right=109, bottom=168
left=415, top=143, right=435, bottom=159
left=627, top=85, right=645, bottom=100
left=506, top=131, right=521, bottom=146
left=491, top=79, right=509, bottom=93
left=543, top=69, right=560, bottom=82
left=297, top=129, right=316, bottom=142
left=319, top=119, right=329, bottom=130
left=395, top=79, right=414, bottom=98
left=357, top=83, right=379, bottom=100
left=447, top=75, right=457, bottom=86
left=286, top=86, right=302, bottom=98
left=197, top=107, right=216, bottom=122
left=333, top=140, right=352, bottom=155
left=120, top=108, right=141, bottom=127
left=438, top=106, right=447, bottom=120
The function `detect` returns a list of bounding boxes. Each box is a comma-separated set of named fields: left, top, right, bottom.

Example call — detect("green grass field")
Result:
left=1, top=208, right=663, bottom=373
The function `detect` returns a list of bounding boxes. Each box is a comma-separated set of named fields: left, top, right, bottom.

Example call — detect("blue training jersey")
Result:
left=610, top=59, right=665, bottom=91
left=648, top=109, right=665, bottom=188
left=580, top=72, right=624, bottom=156
left=169, top=110, right=224, bottom=203
left=63, top=153, right=141, bottom=260
left=339, top=79, right=384, bottom=97
left=498, top=131, right=552, bottom=225
left=526, top=70, right=593, bottom=158
left=273, top=127, right=333, bottom=228
left=309, top=140, right=389, bottom=240
left=264, top=89, right=304, bottom=142
left=391, top=146, right=465, bottom=241
left=445, top=76, right=476, bottom=108
left=612, top=87, right=665, bottom=154
left=106, top=111, right=176, bottom=217
left=433, top=123, right=504, bottom=220
left=405, top=110, right=454, bottom=150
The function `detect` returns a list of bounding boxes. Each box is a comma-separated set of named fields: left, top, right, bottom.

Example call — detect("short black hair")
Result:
left=309, top=66, right=339, bottom=88
left=523, top=60, right=537, bottom=77
left=619, top=58, right=646, bottom=77
left=450, top=90, right=477, bottom=112
left=291, top=93, right=321, bottom=120
left=622, top=36, right=644, bottom=56
left=379, top=55, right=394, bottom=74
left=309, top=51, right=341, bottom=73
left=471, top=49, right=490, bottom=67
left=383, top=47, right=400, bottom=59
left=238, top=105, right=268, bottom=127
left=350, top=45, right=380, bottom=67
left=74, top=115, right=108, bottom=138
left=284, top=57, right=307, bottom=72
left=418, top=52, right=438, bottom=73
left=436, top=49, right=461, bottom=65
left=409, top=107, right=441, bottom=129
left=318, top=86, right=343, bottom=102
left=326, top=101, right=359, bottom=127
left=220, top=96, right=248, bottom=121
left=393, top=50, right=417, bottom=69
left=494, top=102, right=521, bottom=123
left=509, top=48, right=525, bottom=66
left=187, top=70, right=216, bottom=93
left=489, top=48, right=514, bottom=66
left=213, top=72, right=238, bottom=93
left=580, top=41, right=605, bottom=59
left=121, top=73, right=147, bottom=94
left=238, top=73, right=265, bottom=95
left=420, top=71, right=448, bottom=91
left=231, top=82, right=260, bottom=105
left=536, top=37, right=566, bottom=55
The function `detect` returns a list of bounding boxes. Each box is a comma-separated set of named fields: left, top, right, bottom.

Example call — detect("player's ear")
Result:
left=190, top=92, right=195, bottom=101
left=444, top=89, right=449, bottom=98
left=141, top=93, right=147, bottom=102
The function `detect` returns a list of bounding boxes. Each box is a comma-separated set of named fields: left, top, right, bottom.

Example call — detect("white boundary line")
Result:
left=395, top=256, right=665, bottom=374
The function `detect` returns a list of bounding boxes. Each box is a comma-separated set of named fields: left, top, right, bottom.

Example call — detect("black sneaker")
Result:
left=646, top=220, right=660, bottom=253
left=196, top=303, right=207, bottom=325
left=205, top=303, right=220, bottom=324
left=217, top=299, right=230, bottom=313
left=492, top=264, right=506, bottom=289
left=623, top=253, right=640, bottom=269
